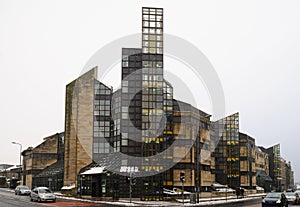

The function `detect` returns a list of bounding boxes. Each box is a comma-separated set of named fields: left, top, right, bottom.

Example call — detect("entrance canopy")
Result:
left=80, top=166, right=105, bottom=175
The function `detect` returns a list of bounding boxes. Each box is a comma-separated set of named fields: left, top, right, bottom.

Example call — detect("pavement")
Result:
left=4, top=188, right=264, bottom=206
left=52, top=192, right=265, bottom=206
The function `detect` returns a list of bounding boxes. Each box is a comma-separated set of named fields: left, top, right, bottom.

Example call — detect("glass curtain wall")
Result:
left=212, top=113, right=240, bottom=189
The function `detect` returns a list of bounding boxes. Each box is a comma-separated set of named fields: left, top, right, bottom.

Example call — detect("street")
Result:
left=0, top=188, right=300, bottom=207
left=0, top=188, right=103, bottom=207
left=204, top=198, right=300, bottom=207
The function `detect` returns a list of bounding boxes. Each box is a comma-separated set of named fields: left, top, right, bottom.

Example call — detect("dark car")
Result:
left=262, top=192, right=288, bottom=207
left=14, top=185, right=31, bottom=195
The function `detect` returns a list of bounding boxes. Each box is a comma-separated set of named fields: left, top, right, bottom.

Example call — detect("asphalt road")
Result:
left=0, top=188, right=104, bottom=207
left=208, top=198, right=300, bottom=207
left=1, top=188, right=299, bottom=207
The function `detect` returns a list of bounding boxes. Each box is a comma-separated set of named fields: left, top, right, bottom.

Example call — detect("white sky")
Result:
left=1, top=0, right=300, bottom=181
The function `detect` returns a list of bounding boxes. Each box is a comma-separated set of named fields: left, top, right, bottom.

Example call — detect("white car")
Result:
left=285, top=192, right=300, bottom=204
left=15, top=185, right=31, bottom=195
left=30, top=187, right=56, bottom=202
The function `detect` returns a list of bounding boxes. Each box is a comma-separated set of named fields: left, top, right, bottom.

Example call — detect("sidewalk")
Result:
left=54, top=192, right=265, bottom=206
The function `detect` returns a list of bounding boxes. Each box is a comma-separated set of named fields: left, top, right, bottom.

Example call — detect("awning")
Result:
left=256, top=186, right=264, bottom=191
left=163, top=188, right=191, bottom=195
left=80, top=167, right=105, bottom=175
left=61, top=184, right=75, bottom=190
left=212, top=182, right=227, bottom=188
left=256, top=170, right=273, bottom=182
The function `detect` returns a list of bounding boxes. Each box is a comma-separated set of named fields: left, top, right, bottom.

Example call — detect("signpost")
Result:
left=180, top=172, right=185, bottom=204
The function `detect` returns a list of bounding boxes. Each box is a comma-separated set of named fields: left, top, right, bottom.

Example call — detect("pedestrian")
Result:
left=236, top=187, right=240, bottom=199
left=241, top=188, right=245, bottom=198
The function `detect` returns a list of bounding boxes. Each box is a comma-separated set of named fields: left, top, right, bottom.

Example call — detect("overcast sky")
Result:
left=1, top=0, right=300, bottom=181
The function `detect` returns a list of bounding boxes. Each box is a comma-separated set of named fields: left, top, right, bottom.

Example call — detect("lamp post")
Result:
left=80, top=175, right=85, bottom=197
left=12, top=142, right=22, bottom=181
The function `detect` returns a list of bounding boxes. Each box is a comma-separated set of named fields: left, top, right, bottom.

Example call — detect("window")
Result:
left=122, top=87, right=128, bottom=93
left=122, top=113, right=128, bottom=119
left=122, top=139, right=128, bottom=146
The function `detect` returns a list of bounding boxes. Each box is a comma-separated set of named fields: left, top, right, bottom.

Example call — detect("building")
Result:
left=171, top=100, right=214, bottom=193
left=239, top=132, right=256, bottom=189
left=22, top=132, right=64, bottom=189
left=61, top=6, right=295, bottom=199
left=255, top=147, right=269, bottom=174
left=280, top=158, right=287, bottom=191
left=280, top=158, right=294, bottom=191
left=211, top=113, right=240, bottom=189
left=63, top=69, right=97, bottom=190
left=255, top=146, right=272, bottom=192
left=63, top=7, right=217, bottom=200
left=259, top=144, right=281, bottom=191
left=0, top=164, right=13, bottom=171
left=0, top=164, right=14, bottom=178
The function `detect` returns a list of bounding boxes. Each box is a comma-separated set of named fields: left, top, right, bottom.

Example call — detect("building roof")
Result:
left=173, top=99, right=211, bottom=118
left=0, top=164, right=14, bottom=171
left=21, top=132, right=63, bottom=156
left=2, top=165, right=22, bottom=172
left=35, top=160, right=63, bottom=178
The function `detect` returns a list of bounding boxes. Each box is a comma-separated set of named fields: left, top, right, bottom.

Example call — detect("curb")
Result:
left=53, top=193, right=264, bottom=207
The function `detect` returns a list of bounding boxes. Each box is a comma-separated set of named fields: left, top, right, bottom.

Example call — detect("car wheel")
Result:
left=37, top=197, right=41, bottom=202
left=30, top=196, right=33, bottom=202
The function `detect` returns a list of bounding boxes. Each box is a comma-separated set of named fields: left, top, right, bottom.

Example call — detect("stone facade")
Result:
left=239, top=133, right=256, bottom=189
left=22, top=132, right=63, bottom=189
left=280, top=158, right=294, bottom=191
left=172, top=100, right=214, bottom=192
left=255, top=147, right=269, bottom=174
left=63, top=68, right=96, bottom=188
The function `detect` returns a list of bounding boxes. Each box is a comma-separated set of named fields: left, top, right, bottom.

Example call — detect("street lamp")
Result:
left=80, top=175, right=85, bottom=197
left=12, top=142, right=22, bottom=181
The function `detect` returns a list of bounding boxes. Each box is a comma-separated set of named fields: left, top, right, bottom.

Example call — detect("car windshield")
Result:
left=286, top=193, right=295, bottom=196
left=20, top=186, right=29, bottom=190
left=266, top=193, right=281, bottom=198
left=38, top=188, right=51, bottom=194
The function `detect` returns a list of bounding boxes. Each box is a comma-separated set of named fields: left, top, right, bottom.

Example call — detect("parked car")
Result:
left=285, top=192, right=300, bottom=204
left=15, top=185, right=31, bottom=195
left=262, top=192, right=288, bottom=207
left=30, top=187, right=56, bottom=202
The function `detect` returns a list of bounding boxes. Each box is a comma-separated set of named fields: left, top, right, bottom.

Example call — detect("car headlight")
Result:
left=276, top=199, right=281, bottom=203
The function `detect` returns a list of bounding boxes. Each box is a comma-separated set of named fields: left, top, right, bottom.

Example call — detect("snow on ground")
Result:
left=54, top=193, right=265, bottom=206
